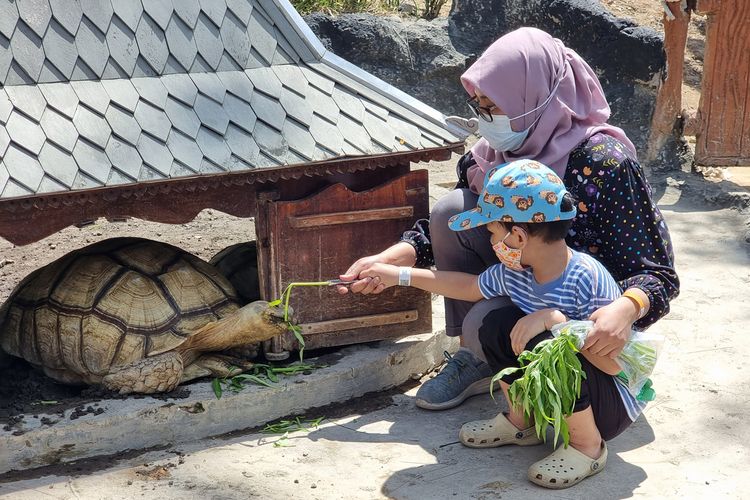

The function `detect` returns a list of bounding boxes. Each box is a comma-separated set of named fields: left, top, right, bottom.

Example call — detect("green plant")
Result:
left=262, top=416, right=326, bottom=434
left=262, top=416, right=325, bottom=448
left=291, top=0, right=382, bottom=15
left=270, top=281, right=335, bottom=362
left=273, top=432, right=294, bottom=447
left=211, top=362, right=327, bottom=399
left=490, top=330, right=586, bottom=448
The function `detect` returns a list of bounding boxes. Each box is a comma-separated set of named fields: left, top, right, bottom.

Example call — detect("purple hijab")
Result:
left=461, top=27, right=637, bottom=193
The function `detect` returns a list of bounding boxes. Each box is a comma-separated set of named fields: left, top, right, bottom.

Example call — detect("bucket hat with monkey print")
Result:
left=448, top=159, right=576, bottom=231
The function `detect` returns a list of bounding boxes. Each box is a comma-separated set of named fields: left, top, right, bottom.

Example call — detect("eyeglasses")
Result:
left=466, top=96, right=497, bottom=122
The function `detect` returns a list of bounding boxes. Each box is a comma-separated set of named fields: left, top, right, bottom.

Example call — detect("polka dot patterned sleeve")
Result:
left=400, top=219, right=434, bottom=269
left=564, top=134, right=680, bottom=329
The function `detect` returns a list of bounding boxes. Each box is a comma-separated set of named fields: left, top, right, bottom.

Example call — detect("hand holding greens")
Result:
left=490, top=320, right=663, bottom=448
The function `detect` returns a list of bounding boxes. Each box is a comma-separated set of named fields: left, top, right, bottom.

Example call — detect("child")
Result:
left=358, top=159, right=647, bottom=489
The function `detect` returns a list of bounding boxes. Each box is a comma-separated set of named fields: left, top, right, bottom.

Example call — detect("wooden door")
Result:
left=695, top=0, right=750, bottom=165
left=255, top=169, right=432, bottom=357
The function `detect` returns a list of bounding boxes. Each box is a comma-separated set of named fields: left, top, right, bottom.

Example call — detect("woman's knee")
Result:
left=431, top=189, right=476, bottom=231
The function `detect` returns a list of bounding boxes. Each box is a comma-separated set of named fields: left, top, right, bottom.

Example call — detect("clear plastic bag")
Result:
left=551, top=320, right=664, bottom=400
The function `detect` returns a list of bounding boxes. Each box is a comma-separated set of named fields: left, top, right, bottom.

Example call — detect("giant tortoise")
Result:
left=0, top=237, right=291, bottom=395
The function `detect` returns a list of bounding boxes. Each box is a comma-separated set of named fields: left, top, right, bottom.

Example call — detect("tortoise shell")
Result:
left=0, top=237, right=241, bottom=381
left=209, top=241, right=260, bottom=305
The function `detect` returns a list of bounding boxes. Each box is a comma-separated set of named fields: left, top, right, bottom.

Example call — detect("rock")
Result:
left=495, top=0, right=665, bottom=155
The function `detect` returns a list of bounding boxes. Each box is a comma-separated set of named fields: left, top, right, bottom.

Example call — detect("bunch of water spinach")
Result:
left=490, top=330, right=586, bottom=448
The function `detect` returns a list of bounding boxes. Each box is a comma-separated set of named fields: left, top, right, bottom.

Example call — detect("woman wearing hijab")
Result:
left=339, top=27, right=678, bottom=423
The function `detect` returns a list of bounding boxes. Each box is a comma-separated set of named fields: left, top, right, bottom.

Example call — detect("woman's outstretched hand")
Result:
left=337, top=242, right=417, bottom=295
left=337, top=254, right=388, bottom=295
left=583, top=297, right=639, bottom=358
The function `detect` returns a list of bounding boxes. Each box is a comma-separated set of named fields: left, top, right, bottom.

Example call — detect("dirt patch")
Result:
left=136, top=463, right=176, bottom=481
left=0, top=209, right=253, bottom=304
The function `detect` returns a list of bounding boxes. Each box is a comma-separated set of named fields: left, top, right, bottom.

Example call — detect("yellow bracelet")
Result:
left=622, top=289, right=647, bottom=319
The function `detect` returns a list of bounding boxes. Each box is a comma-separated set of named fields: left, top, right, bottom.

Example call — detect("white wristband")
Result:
left=398, top=267, right=412, bottom=286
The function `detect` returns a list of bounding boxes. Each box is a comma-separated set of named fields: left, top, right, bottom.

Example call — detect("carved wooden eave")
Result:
left=0, top=144, right=462, bottom=246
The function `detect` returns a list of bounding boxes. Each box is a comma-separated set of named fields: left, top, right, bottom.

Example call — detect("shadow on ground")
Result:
left=305, top=391, right=654, bottom=499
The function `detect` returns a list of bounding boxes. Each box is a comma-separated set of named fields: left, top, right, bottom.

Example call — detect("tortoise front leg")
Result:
left=181, top=354, right=256, bottom=383
left=102, top=351, right=183, bottom=395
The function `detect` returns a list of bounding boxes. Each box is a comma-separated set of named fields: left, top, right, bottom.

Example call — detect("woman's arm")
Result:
left=590, top=155, right=679, bottom=328
left=566, top=138, right=679, bottom=357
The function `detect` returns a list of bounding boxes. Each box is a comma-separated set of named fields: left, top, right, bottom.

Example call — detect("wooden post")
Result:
left=646, top=1, right=692, bottom=164
left=693, top=0, right=750, bottom=165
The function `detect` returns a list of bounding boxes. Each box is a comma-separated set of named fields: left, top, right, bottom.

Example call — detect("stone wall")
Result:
left=305, top=0, right=666, bottom=156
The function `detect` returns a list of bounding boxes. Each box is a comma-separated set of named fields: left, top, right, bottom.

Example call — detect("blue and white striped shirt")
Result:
left=478, top=249, right=647, bottom=421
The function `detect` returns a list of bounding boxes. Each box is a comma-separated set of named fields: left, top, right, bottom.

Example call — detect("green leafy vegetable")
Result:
left=490, top=330, right=586, bottom=448
left=553, top=320, right=662, bottom=399
left=273, top=432, right=293, bottom=448
left=616, top=338, right=659, bottom=397
left=272, top=281, right=329, bottom=362
left=262, top=416, right=325, bottom=434
left=211, top=362, right=327, bottom=399
left=212, top=377, right=223, bottom=399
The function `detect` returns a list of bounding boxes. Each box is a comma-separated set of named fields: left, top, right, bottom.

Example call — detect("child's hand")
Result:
left=358, top=263, right=400, bottom=290
left=510, top=309, right=567, bottom=355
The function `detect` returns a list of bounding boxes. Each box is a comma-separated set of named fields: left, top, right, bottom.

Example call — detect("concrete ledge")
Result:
left=0, top=331, right=457, bottom=474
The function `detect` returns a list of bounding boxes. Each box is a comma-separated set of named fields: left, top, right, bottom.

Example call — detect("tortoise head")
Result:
left=182, top=300, right=295, bottom=352
left=236, top=300, right=294, bottom=343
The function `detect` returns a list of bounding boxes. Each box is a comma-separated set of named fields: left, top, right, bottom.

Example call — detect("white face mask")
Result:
left=478, top=116, right=529, bottom=152
left=474, top=76, right=563, bottom=152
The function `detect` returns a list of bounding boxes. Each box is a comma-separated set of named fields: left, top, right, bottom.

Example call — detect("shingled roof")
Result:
left=0, top=0, right=464, bottom=200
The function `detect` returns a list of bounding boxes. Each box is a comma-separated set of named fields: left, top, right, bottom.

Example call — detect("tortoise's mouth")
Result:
left=267, top=304, right=295, bottom=325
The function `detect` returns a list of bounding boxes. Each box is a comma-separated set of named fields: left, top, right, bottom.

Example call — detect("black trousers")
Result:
left=478, top=305, right=633, bottom=441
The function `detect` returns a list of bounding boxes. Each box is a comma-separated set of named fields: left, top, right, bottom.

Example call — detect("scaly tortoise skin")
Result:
left=0, top=237, right=289, bottom=394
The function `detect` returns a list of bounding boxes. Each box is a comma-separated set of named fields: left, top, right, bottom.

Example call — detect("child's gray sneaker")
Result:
left=415, top=349, right=494, bottom=410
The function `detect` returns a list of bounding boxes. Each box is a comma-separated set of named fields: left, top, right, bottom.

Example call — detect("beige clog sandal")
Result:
left=528, top=441, right=607, bottom=489
left=459, top=412, right=543, bottom=448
